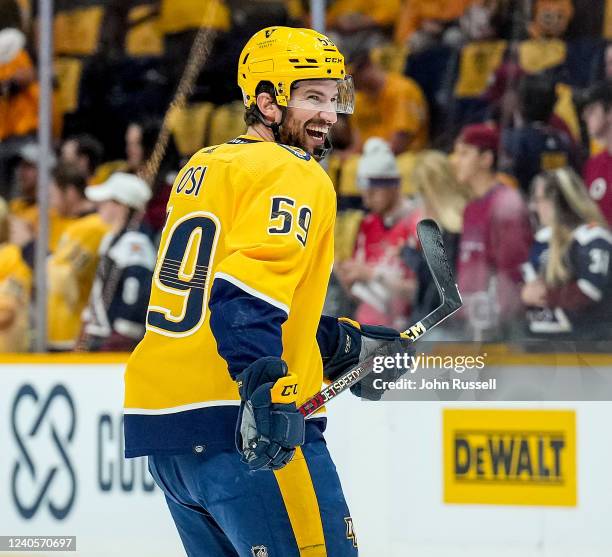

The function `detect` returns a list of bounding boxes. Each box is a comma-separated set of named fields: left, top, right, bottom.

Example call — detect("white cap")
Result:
left=0, top=28, right=25, bottom=64
left=18, top=142, right=57, bottom=167
left=357, top=138, right=400, bottom=190
left=85, top=172, right=151, bottom=210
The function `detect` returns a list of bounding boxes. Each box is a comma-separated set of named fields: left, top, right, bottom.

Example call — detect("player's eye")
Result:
left=308, top=95, right=321, bottom=102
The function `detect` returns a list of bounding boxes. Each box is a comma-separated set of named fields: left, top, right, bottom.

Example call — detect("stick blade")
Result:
left=416, top=219, right=463, bottom=327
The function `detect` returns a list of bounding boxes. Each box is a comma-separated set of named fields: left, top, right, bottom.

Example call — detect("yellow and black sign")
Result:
left=443, top=409, right=576, bottom=506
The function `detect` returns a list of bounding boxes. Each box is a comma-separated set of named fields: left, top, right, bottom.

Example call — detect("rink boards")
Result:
left=0, top=353, right=611, bottom=557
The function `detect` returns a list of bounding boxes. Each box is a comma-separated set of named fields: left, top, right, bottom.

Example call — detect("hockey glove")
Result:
left=235, top=357, right=305, bottom=471
left=323, top=318, right=415, bottom=401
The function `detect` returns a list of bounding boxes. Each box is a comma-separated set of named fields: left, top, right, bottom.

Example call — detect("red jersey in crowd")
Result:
left=356, top=211, right=416, bottom=261
left=351, top=206, right=419, bottom=327
left=457, top=183, right=532, bottom=331
left=584, top=150, right=612, bottom=226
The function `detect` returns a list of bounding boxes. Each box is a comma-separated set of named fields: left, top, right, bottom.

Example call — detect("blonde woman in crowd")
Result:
left=0, top=198, right=31, bottom=352
left=413, top=150, right=467, bottom=235
left=400, top=150, right=468, bottom=321
left=521, top=168, right=612, bottom=341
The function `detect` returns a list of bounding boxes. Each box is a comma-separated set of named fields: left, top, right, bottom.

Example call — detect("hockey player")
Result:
left=124, top=27, right=413, bottom=557
left=521, top=168, right=612, bottom=340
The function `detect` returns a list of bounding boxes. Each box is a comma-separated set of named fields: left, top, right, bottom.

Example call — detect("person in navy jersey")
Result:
left=452, top=123, right=532, bottom=341
left=79, top=173, right=157, bottom=351
left=521, top=168, right=612, bottom=342
left=502, top=74, right=578, bottom=194
left=581, top=81, right=612, bottom=226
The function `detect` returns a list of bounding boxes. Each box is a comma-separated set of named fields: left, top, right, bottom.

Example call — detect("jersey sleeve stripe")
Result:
left=124, top=403, right=325, bottom=418
left=577, top=278, right=603, bottom=301
left=124, top=399, right=241, bottom=415
left=213, top=272, right=290, bottom=315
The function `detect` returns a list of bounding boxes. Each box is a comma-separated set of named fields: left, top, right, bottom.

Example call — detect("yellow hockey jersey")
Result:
left=124, top=136, right=336, bottom=456
left=47, top=213, right=109, bottom=349
left=0, top=243, right=32, bottom=352
left=7, top=202, right=75, bottom=253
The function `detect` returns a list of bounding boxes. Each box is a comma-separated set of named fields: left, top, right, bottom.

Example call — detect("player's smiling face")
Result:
left=282, top=80, right=339, bottom=154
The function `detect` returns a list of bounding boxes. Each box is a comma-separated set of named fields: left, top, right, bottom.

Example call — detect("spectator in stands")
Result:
left=7, top=145, right=75, bottom=255
left=8, top=143, right=56, bottom=227
left=0, top=197, right=31, bottom=352
left=328, top=0, right=400, bottom=36
left=8, top=142, right=75, bottom=255
left=125, top=118, right=179, bottom=236
left=50, top=163, right=96, bottom=221
left=351, top=52, right=428, bottom=154
left=401, top=151, right=467, bottom=321
left=452, top=123, right=532, bottom=340
left=8, top=143, right=38, bottom=221
left=581, top=81, right=612, bottom=225
left=46, top=177, right=110, bottom=351
left=60, top=134, right=104, bottom=183
left=0, top=0, right=23, bottom=30
left=159, top=0, right=234, bottom=105
left=605, top=43, right=612, bottom=80
left=521, top=167, right=612, bottom=341
left=80, top=173, right=156, bottom=351
left=335, top=138, right=417, bottom=328
left=394, top=0, right=473, bottom=52
left=125, top=121, right=148, bottom=175
left=502, top=74, right=577, bottom=193
left=327, top=0, right=400, bottom=57
left=0, top=27, right=38, bottom=198
left=527, top=0, right=574, bottom=39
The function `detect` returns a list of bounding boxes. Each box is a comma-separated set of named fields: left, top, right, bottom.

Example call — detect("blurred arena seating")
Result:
left=1, top=0, right=611, bottom=351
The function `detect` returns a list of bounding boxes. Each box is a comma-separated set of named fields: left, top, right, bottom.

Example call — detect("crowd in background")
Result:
left=0, top=0, right=611, bottom=352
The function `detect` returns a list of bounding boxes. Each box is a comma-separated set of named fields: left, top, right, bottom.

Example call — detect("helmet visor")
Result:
left=287, top=76, right=355, bottom=115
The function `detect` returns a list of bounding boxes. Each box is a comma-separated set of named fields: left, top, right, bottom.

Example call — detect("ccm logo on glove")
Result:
left=271, top=376, right=299, bottom=402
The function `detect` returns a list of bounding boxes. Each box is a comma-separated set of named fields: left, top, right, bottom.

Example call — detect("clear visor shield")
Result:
left=287, top=76, right=355, bottom=115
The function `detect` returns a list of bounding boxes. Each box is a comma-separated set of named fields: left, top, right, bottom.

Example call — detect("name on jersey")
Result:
left=175, top=166, right=207, bottom=197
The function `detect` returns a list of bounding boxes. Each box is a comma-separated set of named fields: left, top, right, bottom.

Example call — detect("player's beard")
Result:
left=279, top=112, right=328, bottom=155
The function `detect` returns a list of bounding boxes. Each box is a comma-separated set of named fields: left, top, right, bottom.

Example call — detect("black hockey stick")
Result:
left=299, top=219, right=462, bottom=417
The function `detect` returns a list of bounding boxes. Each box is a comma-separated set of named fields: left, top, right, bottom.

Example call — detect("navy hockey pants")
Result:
left=148, top=438, right=359, bottom=557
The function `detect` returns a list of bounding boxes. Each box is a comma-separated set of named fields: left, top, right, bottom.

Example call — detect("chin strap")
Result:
left=255, top=107, right=285, bottom=143
left=313, top=136, right=333, bottom=162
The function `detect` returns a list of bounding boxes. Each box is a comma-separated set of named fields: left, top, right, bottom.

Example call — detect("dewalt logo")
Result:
left=454, top=431, right=565, bottom=483
left=444, top=409, right=576, bottom=506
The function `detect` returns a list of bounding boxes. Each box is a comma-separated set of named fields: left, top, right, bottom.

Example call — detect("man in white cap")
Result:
left=79, top=172, right=157, bottom=351
left=336, top=138, right=417, bottom=328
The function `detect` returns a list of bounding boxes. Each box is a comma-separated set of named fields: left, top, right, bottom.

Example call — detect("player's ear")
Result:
left=256, top=92, right=282, bottom=124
